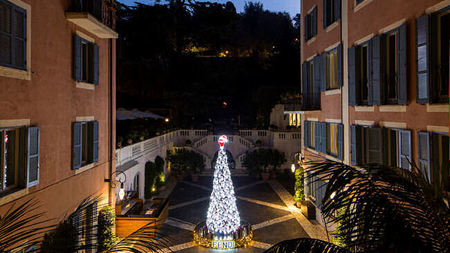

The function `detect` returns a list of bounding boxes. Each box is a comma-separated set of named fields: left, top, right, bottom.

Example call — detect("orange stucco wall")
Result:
left=0, top=0, right=116, bottom=223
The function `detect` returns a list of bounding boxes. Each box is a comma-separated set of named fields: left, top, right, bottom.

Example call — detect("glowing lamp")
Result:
left=291, top=164, right=296, bottom=173
left=164, top=118, right=170, bottom=123
left=119, top=182, right=125, bottom=201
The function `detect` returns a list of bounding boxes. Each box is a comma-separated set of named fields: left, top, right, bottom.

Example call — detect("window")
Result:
left=0, top=126, right=40, bottom=193
left=72, top=121, right=99, bottom=170
left=357, top=44, right=369, bottom=104
left=323, top=0, right=340, bottom=28
left=355, top=0, right=365, bottom=5
left=349, top=24, right=406, bottom=106
left=305, top=7, right=317, bottom=41
left=351, top=125, right=412, bottom=170
left=326, top=48, right=339, bottom=90
left=74, top=35, right=99, bottom=85
left=72, top=201, right=97, bottom=251
left=418, top=132, right=449, bottom=186
left=327, top=124, right=338, bottom=156
left=0, top=0, right=26, bottom=70
left=302, top=57, right=321, bottom=110
left=306, top=121, right=316, bottom=149
left=279, top=133, right=286, bottom=139
left=417, top=10, right=449, bottom=104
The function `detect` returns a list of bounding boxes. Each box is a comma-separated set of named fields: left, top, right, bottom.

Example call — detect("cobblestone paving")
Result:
left=161, top=176, right=327, bottom=252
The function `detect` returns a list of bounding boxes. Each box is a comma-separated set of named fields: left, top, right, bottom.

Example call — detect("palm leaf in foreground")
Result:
left=305, top=160, right=449, bottom=252
left=0, top=199, right=54, bottom=252
left=264, top=238, right=348, bottom=253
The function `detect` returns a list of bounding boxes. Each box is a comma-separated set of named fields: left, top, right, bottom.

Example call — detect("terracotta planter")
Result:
left=127, top=138, right=133, bottom=145
left=191, top=173, right=199, bottom=182
left=117, top=142, right=122, bottom=148
left=261, top=172, right=270, bottom=181
left=301, top=200, right=316, bottom=219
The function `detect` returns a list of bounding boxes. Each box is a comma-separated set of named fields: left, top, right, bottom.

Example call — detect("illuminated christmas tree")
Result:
left=206, top=135, right=241, bottom=235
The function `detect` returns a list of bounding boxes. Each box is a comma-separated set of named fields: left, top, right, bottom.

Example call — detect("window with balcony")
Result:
left=416, top=9, right=449, bottom=104
left=0, top=0, right=26, bottom=70
left=305, top=7, right=317, bottom=41
left=72, top=121, right=99, bottom=170
left=304, top=121, right=343, bottom=160
left=0, top=126, right=40, bottom=194
left=323, top=0, right=340, bottom=28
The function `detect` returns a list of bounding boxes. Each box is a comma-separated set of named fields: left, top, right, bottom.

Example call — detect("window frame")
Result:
left=383, top=30, right=399, bottom=104
left=326, top=123, right=339, bottom=157
left=357, top=43, right=370, bottom=104
left=326, top=48, right=339, bottom=90
left=0, top=127, right=21, bottom=192
left=435, top=10, right=449, bottom=103
left=305, top=7, right=317, bottom=41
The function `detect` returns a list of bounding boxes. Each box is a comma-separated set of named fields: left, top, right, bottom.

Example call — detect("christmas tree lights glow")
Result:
left=206, top=135, right=241, bottom=235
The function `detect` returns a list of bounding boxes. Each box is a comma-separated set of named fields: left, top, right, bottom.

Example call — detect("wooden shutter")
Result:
left=398, top=130, right=412, bottom=170
left=304, top=121, right=309, bottom=147
left=73, top=122, right=82, bottom=170
left=27, top=126, right=40, bottom=187
left=418, top=132, right=431, bottom=181
left=337, top=43, right=342, bottom=88
left=416, top=15, right=430, bottom=104
left=350, top=125, right=361, bottom=165
left=337, top=124, right=343, bottom=160
left=397, top=23, right=407, bottom=105
left=73, top=35, right=82, bottom=81
left=366, top=127, right=383, bottom=165
left=313, top=55, right=321, bottom=107
left=348, top=47, right=357, bottom=106
left=91, top=121, right=99, bottom=162
left=368, top=39, right=374, bottom=105
left=321, top=53, right=326, bottom=91
left=93, top=44, right=99, bottom=85
left=302, top=62, right=309, bottom=107
left=321, top=123, right=327, bottom=154
left=315, top=122, right=321, bottom=151
left=371, top=35, right=382, bottom=105
left=323, top=0, right=327, bottom=29
left=334, top=0, right=341, bottom=21
left=313, top=8, right=317, bottom=36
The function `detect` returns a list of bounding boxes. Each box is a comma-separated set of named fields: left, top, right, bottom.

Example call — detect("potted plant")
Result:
left=117, top=136, right=123, bottom=148
left=293, top=166, right=305, bottom=208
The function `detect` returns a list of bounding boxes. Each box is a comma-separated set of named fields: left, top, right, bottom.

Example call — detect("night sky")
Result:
left=117, top=0, right=300, bottom=17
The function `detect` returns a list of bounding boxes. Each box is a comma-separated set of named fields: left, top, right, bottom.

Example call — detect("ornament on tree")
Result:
left=206, top=135, right=241, bottom=235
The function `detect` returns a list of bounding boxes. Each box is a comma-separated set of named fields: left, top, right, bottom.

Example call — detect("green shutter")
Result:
left=321, top=123, right=327, bottom=154
left=93, top=44, right=99, bottom=85
left=398, top=130, right=412, bottom=170
left=73, top=35, right=82, bottom=81
left=418, top=131, right=431, bottom=182
left=416, top=15, right=430, bottom=104
left=348, top=47, right=356, bottom=106
left=315, top=122, right=321, bottom=150
left=73, top=122, right=82, bottom=170
left=397, top=23, right=407, bottom=105
left=313, top=56, right=321, bottom=107
left=371, top=35, right=382, bottom=105
left=27, top=126, right=40, bottom=187
left=92, top=121, right=99, bottom=162
left=337, top=124, right=343, bottom=160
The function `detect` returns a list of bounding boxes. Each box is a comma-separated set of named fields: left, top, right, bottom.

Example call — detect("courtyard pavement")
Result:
left=160, top=174, right=327, bottom=252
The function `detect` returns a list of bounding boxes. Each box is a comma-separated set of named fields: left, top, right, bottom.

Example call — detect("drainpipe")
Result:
left=109, top=38, right=114, bottom=206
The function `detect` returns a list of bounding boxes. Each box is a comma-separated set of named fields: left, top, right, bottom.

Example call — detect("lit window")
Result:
left=326, top=49, right=338, bottom=90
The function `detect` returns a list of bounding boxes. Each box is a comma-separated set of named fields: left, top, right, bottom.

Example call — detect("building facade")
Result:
left=300, top=0, right=449, bottom=226
left=0, top=0, right=117, bottom=248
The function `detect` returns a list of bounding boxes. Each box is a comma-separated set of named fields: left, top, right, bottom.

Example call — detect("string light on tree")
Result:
left=206, top=135, right=241, bottom=235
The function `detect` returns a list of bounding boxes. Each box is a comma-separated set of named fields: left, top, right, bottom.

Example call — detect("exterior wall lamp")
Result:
left=105, top=170, right=127, bottom=201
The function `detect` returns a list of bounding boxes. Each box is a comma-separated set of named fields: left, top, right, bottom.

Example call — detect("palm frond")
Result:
left=0, top=199, right=54, bottom=252
left=305, top=160, right=450, bottom=252
left=264, top=238, right=348, bottom=253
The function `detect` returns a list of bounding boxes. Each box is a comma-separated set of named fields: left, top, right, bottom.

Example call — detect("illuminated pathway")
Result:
left=160, top=176, right=327, bottom=252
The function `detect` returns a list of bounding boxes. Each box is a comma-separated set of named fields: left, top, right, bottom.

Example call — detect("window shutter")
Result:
left=337, top=124, right=343, bottom=160
left=416, top=15, right=430, bottom=104
left=366, top=127, right=383, bottom=165
left=314, top=56, right=321, bottom=107
left=337, top=43, right=342, bottom=88
left=73, top=35, right=82, bottom=81
left=398, top=130, right=412, bottom=170
left=72, top=122, right=82, bottom=170
left=92, top=121, right=99, bottom=162
left=348, top=47, right=356, bottom=106
left=315, top=122, right=321, bottom=151
left=93, top=44, right=99, bottom=85
left=321, top=53, right=326, bottom=91
left=371, top=35, right=382, bottom=105
left=351, top=125, right=357, bottom=164
left=304, top=121, right=309, bottom=147
left=334, top=0, right=341, bottom=21
left=323, top=0, right=327, bottom=29
left=397, top=23, right=407, bottom=105
left=313, top=8, right=317, bottom=36
left=27, top=126, right=40, bottom=187
left=321, top=123, right=327, bottom=154
left=418, top=131, right=431, bottom=182
left=302, top=62, right=309, bottom=107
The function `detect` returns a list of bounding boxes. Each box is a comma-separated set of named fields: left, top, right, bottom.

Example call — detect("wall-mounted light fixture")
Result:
left=105, top=170, right=127, bottom=202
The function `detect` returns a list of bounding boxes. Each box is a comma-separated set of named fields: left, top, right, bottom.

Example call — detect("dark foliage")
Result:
left=40, top=221, right=77, bottom=253
left=265, top=238, right=348, bottom=253
left=305, top=160, right=450, bottom=252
